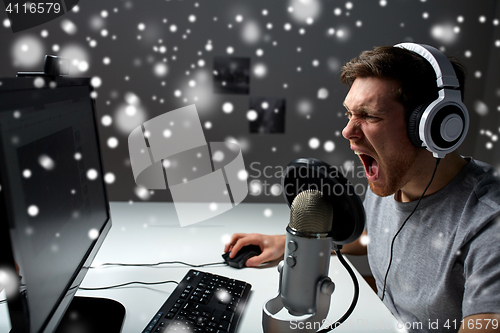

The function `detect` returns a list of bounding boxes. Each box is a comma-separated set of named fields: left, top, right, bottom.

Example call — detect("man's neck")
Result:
left=397, top=152, right=469, bottom=203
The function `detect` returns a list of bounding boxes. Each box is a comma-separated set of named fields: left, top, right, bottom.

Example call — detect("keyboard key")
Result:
left=218, top=320, right=231, bottom=331
left=222, top=311, right=234, bottom=322
left=182, top=302, right=193, bottom=311
left=212, top=309, right=223, bottom=322
left=193, top=303, right=211, bottom=313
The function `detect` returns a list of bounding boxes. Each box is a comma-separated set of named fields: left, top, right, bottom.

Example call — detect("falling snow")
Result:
left=0, top=0, right=497, bottom=205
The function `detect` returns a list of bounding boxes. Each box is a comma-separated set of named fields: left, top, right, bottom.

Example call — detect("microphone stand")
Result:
left=262, top=261, right=334, bottom=333
left=262, top=244, right=360, bottom=333
left=262, top=242, right=337, bottom=333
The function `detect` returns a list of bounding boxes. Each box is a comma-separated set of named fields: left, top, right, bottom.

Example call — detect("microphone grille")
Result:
left=289, top=189, right=333, bottom=233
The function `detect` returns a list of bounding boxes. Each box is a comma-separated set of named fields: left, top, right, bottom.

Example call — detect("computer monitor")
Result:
left=0, top=76, right=121, bottom=332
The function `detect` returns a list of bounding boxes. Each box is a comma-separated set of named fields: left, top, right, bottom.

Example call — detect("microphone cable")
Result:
left=317, top=249, right=359, bottom=333
left=381, top=157, right=441, bottom=302
left=80, top=280, right=179, bottom=291
left=82, top=260, right=226, bottom=290
left=82, top=261, right=227, bottom=291
left=90, top=261, right=226, bottom=268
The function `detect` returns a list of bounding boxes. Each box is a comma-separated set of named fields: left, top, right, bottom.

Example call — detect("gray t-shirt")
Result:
left=365, top=158, right=500, bottom=332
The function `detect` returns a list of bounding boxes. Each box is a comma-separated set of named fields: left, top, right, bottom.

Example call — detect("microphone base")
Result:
left=262, top=274, right=333, bottom=333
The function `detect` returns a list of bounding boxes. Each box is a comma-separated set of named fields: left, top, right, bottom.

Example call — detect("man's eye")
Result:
left=345, top=111, right=352, bottom=119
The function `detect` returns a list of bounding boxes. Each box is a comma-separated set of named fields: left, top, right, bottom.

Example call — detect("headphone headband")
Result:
left=394, top=43, right=459, bottom=88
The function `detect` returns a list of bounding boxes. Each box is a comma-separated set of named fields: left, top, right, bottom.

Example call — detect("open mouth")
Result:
left=355, top=151, right=379, bottom=180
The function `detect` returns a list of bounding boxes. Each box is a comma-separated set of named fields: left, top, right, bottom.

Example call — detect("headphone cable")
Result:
left=381, top=157, right=441, bottom=302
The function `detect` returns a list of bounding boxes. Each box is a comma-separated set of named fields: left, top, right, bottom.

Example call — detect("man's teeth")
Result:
left=354, top=151, right=362, bottom=156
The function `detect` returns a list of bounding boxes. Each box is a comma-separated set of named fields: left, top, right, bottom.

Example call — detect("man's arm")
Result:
left=339, top=230, right=368, bottom=256
left=458, top=313, right=500, bottom=332
left=224, top=229, right=369, bottom=267
left=224, top=233, right=286, bottom=267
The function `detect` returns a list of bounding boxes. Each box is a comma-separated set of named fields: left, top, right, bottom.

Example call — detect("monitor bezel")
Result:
left=0, top=76, right=113, bottom=333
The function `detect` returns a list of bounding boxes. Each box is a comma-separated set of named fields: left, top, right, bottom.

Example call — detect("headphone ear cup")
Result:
left=407, top=104, right=427, bottom=148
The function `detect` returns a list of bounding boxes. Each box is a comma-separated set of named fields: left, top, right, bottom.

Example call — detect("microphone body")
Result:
left=279, top=189, right=333, bottom=316
left=281, top=228, right=331, bottom=316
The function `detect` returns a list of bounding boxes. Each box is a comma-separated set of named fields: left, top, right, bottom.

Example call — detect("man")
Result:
left=224, top=45, right=500, bottom=332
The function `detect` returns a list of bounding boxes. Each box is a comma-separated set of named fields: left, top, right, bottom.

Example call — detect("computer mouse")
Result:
left=222, top=245, right=262, bottom=269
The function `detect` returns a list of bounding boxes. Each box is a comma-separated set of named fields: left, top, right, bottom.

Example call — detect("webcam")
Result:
left=17, top=55, right=70, bottom=78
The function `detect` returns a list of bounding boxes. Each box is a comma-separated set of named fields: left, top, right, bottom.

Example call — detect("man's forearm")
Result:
left=339, top=230, right=368, bottom=255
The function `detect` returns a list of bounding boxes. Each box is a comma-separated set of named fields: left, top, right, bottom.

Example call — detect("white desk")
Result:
left=74, top=202, right=401, bottom=333
left=0, top=202, right=401, bottom=332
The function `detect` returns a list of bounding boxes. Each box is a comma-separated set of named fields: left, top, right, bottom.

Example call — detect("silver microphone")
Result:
left=280, top=189, right=333, bottom=316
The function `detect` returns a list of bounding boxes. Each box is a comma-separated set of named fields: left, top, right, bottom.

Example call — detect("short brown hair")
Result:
left=340, top=45, right=467, bottom=119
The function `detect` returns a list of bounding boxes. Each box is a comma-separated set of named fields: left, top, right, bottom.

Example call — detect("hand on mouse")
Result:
left=224, top=233, right=286, bottom=267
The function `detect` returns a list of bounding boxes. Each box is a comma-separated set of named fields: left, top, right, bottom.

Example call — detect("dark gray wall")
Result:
left=1, top=0, right=499, bottom=204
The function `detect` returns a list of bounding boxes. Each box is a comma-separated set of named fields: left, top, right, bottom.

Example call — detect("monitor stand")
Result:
left=55, top=296, right=125, bottom=333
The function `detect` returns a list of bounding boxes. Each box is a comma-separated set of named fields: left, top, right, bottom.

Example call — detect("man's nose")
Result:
left=342, top=118, right=362, bottom=141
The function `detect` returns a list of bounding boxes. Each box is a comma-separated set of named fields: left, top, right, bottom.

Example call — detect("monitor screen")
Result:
left=0, top=76, right=112, bottom=333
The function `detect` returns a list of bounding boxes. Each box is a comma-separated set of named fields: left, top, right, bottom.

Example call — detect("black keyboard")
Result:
left=142, top=269, right=252, bottom=333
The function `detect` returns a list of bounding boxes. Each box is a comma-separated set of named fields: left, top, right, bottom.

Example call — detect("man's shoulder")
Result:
left=466, top=158, right=499, bottom=179
left=462, top=158, right=500, bottom=203
left=450, top=158, right=500, bottom=243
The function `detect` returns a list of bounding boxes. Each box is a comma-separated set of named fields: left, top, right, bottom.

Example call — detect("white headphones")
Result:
left=394, top=43, right=469, bottom=158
